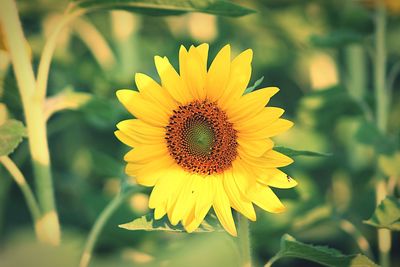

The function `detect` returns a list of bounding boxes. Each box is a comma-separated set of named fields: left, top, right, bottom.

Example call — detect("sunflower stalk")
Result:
left=374, top=1, right=391, bottom=267
left=238, top=215, right=252, bottom=267
left=0, top=0, right=61, bottom=245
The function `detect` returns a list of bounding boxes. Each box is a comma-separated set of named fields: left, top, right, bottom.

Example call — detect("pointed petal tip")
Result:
left=228, top=227, right=238, bottom=237
left=267, top=86, right=280, bottom=96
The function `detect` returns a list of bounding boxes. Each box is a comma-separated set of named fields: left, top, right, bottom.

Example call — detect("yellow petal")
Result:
left=262, top=119, right=294, bottom=138
left=123, top=144, right=169, bottom=163
left=235, top=107, right=284, bottom=134
left=239, top=149, right=293, bottom=169
left=125, top=156, right=175, bottom=186
left=213, top=177, right=237, bottom=236
left=169, top=175, right=196, bottom=225
left=135, top=73, right=177, bottom=113
left=226, top=87, right=279, bottom=123
left=231, top=159, right=257, bottom=194
left=117, top=119, right=165, bottom=137
left=223, top=171, right=256, bottom=221
left=116, top=89, right=169, bottom=127
left=195, top=175, right=215, bottom=218
left=115, top=125, right=161, bottom=146
left=248, top=183, right=286, bottom=213
left=219, top=49, right=253, bottom=109
left=154, top=205, right=167, bottom=219
left=239, top=118, right=294, bottom=140
left=154, top=56, right=191, bottom=104
left=114, top=130, right=136, bottom=148
left=205, top=44, right=231, bottom=102
left=257, top=168, right=298, bottom=189
left=148, top=168, right=186, bottom=209
left=195, top=43, right=209, bottom=67
left=179, top=45, right=207, bottom=100
left=237, top=137, right=274, bottom=157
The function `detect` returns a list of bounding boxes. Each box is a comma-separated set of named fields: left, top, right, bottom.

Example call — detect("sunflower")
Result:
left=115, top=44, right=296, bottom=236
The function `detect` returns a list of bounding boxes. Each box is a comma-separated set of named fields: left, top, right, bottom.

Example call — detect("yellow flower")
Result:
left=115, top=44, right=296, bottom=236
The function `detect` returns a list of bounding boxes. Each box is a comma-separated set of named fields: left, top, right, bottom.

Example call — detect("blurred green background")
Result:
left=0, top=0, right=400, bottom=266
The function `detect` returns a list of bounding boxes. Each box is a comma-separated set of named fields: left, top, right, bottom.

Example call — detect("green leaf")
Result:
left=364, top=196, right=400, bottom=231
left=119, top=211, right=223, bottom=233
left=244, top=76, right=264, bottom=95
left=274, top=146, right=332, bottom=157
left=266, top=234, right=378, bottom=267
left=0, top=119, right=27, bottom=156
left=72, top=0, right=255, bottom=17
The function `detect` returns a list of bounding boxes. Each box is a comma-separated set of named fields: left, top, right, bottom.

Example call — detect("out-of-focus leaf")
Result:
left=378, top=152, right=400, bottom=177
left=274, top=146, right=332, bottom=157
left=44, top=87, right=92, bottom=120
left=119, top=211, right=223, bottom=233
left=354, top=121, right=383, bottom=145
left=265, top=234, right=378, bottom=267
left=72, top=0, right=255, bottom=17
left=354, top=121, right=397, bottom=154
left=291, top=205, right=332, bottom=231
left=244, top=76, right=264, bottom=95
left=310, top=30, right=363, bottom=48
left=364, top=196, right=400, bottom=231
left=0, top=119, right=26, bottom=156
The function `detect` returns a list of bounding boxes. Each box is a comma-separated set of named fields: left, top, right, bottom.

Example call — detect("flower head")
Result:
left=115, top=44, right=296, bottom=236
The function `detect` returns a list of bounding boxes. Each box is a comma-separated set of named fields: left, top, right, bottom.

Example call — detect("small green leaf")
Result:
left=244, top=76, right=264, bottom=95
left=0, top=119, right=27, bottom=156
left=274, top=147, right=332, bottom=157
left=266, top=234, right=378, bottom=267
left=72, top=0, right=255, bottom=17
left=119, top=211, right=223, bottom=233
left=364, top=196, right=400, bottom=231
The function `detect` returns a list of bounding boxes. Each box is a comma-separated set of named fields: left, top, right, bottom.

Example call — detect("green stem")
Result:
left=376, top=180, right=391, bottom=267
left=264, top=253, right=281, bottom=267
left=345, top=44, right=373, bottom=122
left=374, top=1, right=388, bottom=133
left=0, top=156, right=41, bottom=223
left=346, top=44, right=367, bottom=101
left=79, top=190, right=132, bottom=267
left=374, top=2, right=391, bottom=267
left=0, top=0, right=60, bottom=245
left=238, top=215, right=252, bottom=267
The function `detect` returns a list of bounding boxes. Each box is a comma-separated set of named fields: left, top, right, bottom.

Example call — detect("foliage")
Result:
left=364, top=196, right=400, bottom=231
left=266, top=234, right=378, bottom=267
left=0, top=0, right=400, bottom=266
left=0, top=119, right=26, bottom=156
left=119, top=211, right=223, bottom=233
left=72, top=0, right=255, bottom=16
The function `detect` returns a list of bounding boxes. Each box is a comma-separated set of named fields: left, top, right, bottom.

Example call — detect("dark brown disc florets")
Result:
left=165, top=100, right=238, bottom=175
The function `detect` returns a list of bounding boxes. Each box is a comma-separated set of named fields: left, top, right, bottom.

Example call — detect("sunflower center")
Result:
left=165, top=100, right=238, bottom=175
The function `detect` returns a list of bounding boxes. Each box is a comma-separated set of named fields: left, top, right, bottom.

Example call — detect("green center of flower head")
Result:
left=185, top=118, right=215, bottom=156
